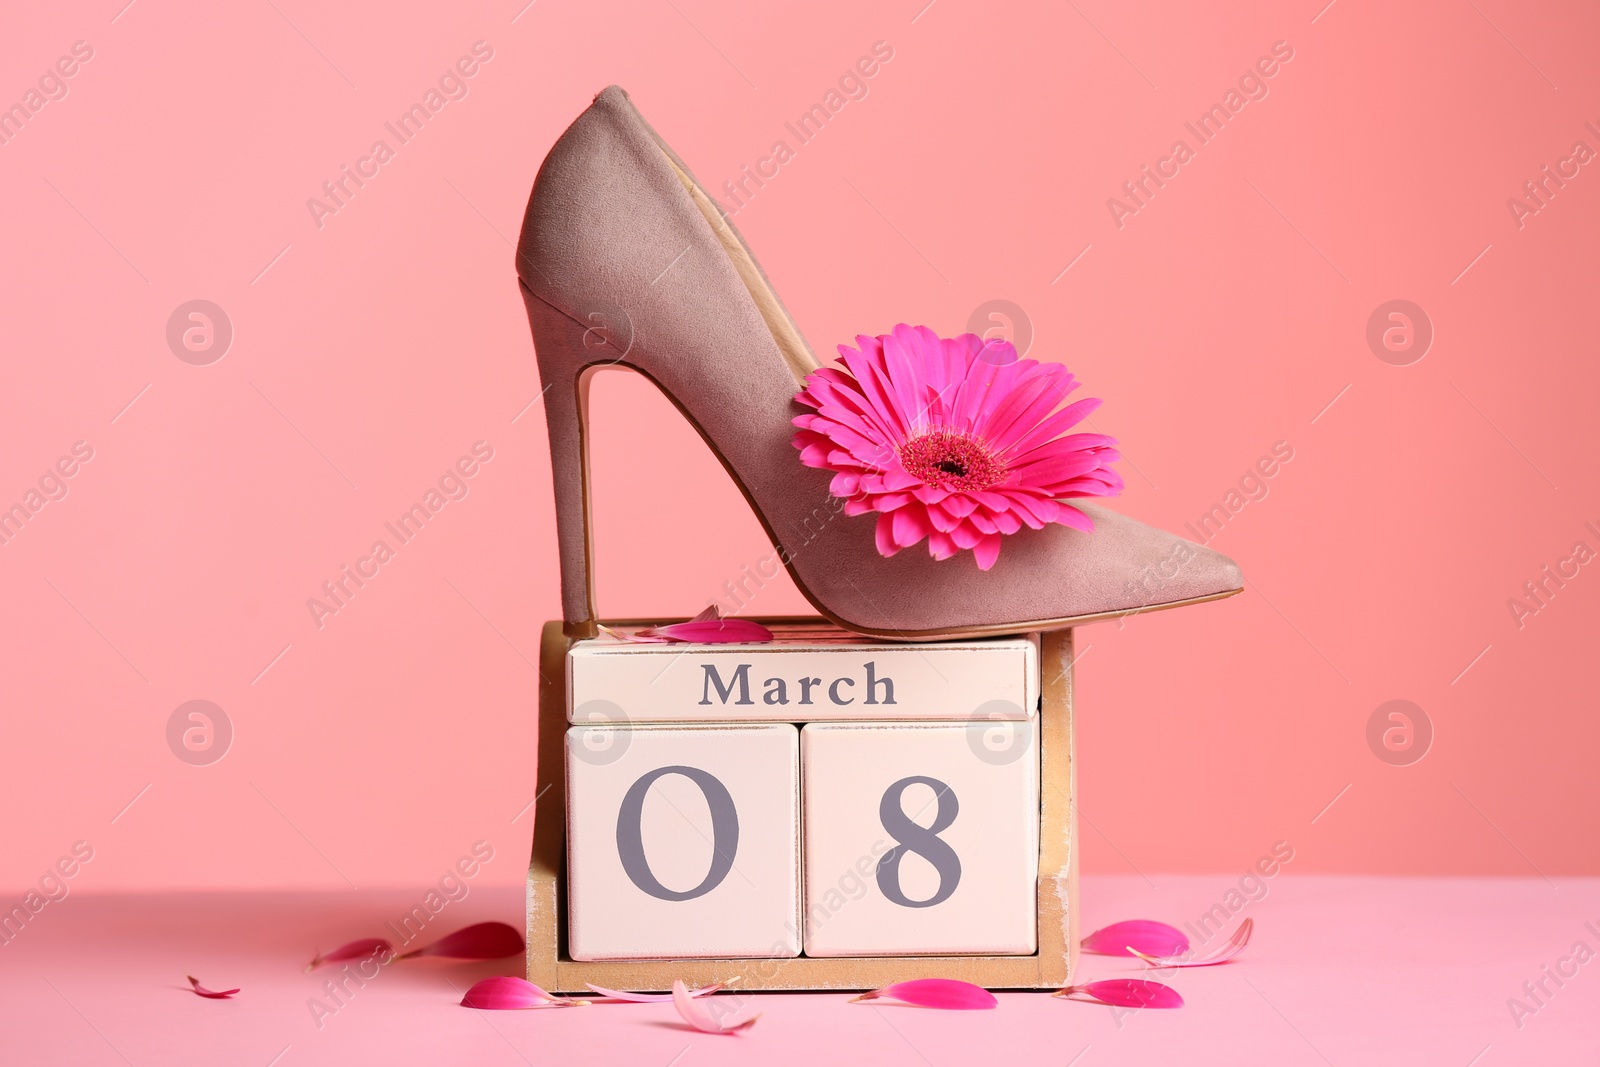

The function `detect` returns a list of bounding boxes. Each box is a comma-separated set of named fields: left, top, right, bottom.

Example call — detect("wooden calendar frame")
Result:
left=526, top=619, right=1079, bottom=991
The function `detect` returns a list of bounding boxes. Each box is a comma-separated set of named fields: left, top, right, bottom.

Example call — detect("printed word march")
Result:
left=699, top=660, right=895, bottom=707
left=566, top=625, right=1037, bottom=722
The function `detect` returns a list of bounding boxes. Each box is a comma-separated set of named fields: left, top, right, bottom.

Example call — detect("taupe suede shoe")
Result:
left=517, top=87, right=1242, bottom=641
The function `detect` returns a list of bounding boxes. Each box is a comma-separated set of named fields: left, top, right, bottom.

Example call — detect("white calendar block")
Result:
left=565, top=723, right=801, bottom=961
left=567, top=624, right=1038, bottom=722
left=800, top=721, right=1039, bottom=956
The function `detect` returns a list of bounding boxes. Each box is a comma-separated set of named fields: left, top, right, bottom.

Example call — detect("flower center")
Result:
left=897, top=429, right=1007, bottom=492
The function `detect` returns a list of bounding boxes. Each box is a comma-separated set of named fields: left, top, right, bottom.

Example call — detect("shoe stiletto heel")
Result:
left=516, top=87, right=1242, bottom=640
left=521, top=281, right=602, bottom=640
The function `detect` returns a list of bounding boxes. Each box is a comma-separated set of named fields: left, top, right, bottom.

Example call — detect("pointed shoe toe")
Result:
left=1050, top=503, right=1243, bottom=616
left=784, top=496, right=1243, bottom=639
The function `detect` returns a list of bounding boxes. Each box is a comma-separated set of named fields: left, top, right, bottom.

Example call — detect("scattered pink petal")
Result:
left=585, top=982, right=724, bottom=1003
left=1132, top=918, right=1253, bottom=968
left=1081, top=919, right=1189, bottom=958
left=638, top=619, right=775, bottom=643
left=186, top=976, right=239, bottom=999
left=671, top=980, right=759, bottom=1034
left=395, top=921, right=525, bottom=961
left=1055, top=979, right=1183, bottom=1009
left=634, top=618, right=774, bottom=644
left=603, top=606, right=774, bottom=645
left=306, top=938, right=392, bottom=972
left=849, top=978, right=998, bottom=1010
left=459, top=976, right=587, bottom=1009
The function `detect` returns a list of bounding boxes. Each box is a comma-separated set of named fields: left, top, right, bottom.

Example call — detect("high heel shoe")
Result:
left=516, top=86, right=1242, bottom=641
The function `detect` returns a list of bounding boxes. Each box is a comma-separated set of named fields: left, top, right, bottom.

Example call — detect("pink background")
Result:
left=3, top=0, right=1598, bottom=906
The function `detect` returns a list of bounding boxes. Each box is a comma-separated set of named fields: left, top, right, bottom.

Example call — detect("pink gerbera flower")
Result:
left=791, top=324, right=1123, bottom=570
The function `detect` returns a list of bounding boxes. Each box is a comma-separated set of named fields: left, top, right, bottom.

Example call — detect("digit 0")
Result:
left=876, top=776, right=961, bottom=908
left=615, top=765, right=739, bottom=902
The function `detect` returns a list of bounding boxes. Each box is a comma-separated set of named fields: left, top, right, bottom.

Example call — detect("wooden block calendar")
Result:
left=527, top=618, right=1079, bottom=991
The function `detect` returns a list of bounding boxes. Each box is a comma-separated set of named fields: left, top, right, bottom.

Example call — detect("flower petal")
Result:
left=950, top=520, right=985, bottom=549
left=306, top=938, right=391, bottom=972
left=973, top=534, right=1003, bottom=570
left=883, top=326, right=931, bottom=435
left=633, top=619, right=775, bottom=644
left=867, top=491, right=914, bottom=512
left=1054, top=979, right=1183, bottom=1009
left=1053, top=503, right=1096, bottom=532
left=1004, top=397, right=1104, bottom=458
left=924, top=500, right=959, bottom=532
left=585, top=982, right=724, bottom=1003
left=998, top=491, right=1048, bottom=530
left=394, top=922, right=525, bottom=961
left=672, top=980, right=760, bottom=1033
left=942, top=493, right=977, bottom=518
left=840, top=346, right=909, bottom=441
left=1011, top=451, right=1105, bottom=490
left=927, top=530, right=959, bottom=560
left=977, top=364, right=1069, bottom=450
left=460, top=976, right=587, bottom=1009
left=798, top=440, right=833, bottom=468
left=891, top=504, right=931, bottom=548
left=186, top=976, right=240, bottom=999
left=875, top=513, right=902, bottom=558
left=1131, top=918, right=1253, bottom=968
left=850, top=978, right=997, bottom=1010
left=1020, top=495, right=1061, bottom=524
left=947, top=351, right=1007, bottom=433
left=1082, top=920, right=1189, bottom=958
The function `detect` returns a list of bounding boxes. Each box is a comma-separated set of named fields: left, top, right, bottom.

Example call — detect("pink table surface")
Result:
left=5, top=875, right=1596, bottom=1066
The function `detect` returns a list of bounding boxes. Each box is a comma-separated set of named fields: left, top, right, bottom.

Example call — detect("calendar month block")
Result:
left=567, top=623, right=1037, bottom=723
